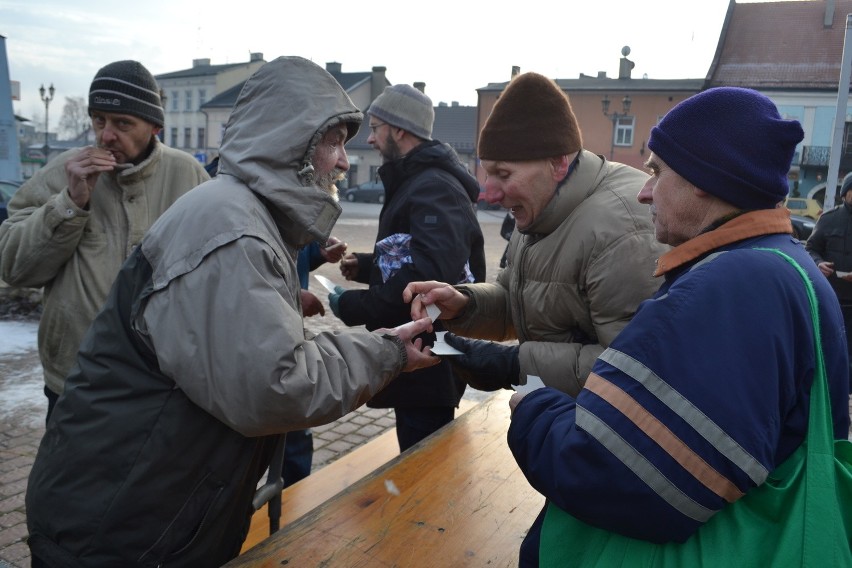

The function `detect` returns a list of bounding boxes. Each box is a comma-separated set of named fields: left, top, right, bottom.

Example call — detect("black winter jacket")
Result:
left=806, top=202, right=852, bottom=305
left=337, top=140, right=486, bottom=408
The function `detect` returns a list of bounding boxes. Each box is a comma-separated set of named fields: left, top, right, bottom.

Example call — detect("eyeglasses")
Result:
left=368, top=121, right=387, bottom=134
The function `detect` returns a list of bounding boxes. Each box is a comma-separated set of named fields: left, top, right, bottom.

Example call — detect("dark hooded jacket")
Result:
left=337, top=140, right=485, bottom=408
left=25, top=57, right=408, bottom=568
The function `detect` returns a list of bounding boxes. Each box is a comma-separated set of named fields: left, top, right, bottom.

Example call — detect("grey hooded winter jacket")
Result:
left=26, top=56, right=406, bottom=568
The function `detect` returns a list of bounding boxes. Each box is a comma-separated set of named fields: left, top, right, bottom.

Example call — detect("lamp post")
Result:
left=601, top=93, right=632, bottom=160
left=39, top=83, right=55, bottom=161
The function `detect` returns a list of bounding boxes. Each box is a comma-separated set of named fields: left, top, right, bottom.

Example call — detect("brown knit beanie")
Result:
left=478, top=72, right=582, bottom=161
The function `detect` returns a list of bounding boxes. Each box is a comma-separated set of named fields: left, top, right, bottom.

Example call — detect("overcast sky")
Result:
left=4, top=0, right=749, bottom=131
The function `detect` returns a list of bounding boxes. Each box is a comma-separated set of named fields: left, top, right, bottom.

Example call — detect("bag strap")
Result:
left=754, top=247, right=834, bottom=453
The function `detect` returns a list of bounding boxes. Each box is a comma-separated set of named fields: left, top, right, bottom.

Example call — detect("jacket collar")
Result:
left=654, top=208, right=793, bottom=277
left=523, top=150, right=605, bottom=236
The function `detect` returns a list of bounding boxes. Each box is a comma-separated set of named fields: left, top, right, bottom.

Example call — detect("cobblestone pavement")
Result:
left=0, top=205, right=508, bottom=567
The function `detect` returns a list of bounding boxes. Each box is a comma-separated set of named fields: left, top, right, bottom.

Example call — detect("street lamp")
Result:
left=39, top=83, right=55, bottom=160
left=601, top=93, right=632, bottom=160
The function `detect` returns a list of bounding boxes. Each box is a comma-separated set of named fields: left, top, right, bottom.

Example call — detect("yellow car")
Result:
left=784, top=197, right=822, bottom=220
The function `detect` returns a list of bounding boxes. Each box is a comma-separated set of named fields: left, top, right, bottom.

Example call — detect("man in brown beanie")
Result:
left=0, top=60, right=209, bottom=421
left=405, top=71, right=667, bottom=397
left=330, top=83, right=486, bottom=452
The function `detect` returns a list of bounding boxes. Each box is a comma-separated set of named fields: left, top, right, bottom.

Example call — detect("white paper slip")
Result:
left=837, top=271, right=852, bottom=278
left=425, top=303, right=441, bottom=322
left=512, top=375, right=546, bottom=395
left=431, top=331, right=464, bottom=356
left=314, top=274, right=340, bottom=294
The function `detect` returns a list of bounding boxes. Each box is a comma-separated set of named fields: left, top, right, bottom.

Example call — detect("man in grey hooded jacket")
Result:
left=25, top=56, right=438, bottom=568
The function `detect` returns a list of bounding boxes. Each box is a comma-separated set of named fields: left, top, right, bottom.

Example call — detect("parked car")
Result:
left=344, top=180, right=384, bottom=204
left=0, top=180, right=22, bottom=223
left=784, top=197, right=822, bottom=220
left=790, top=213, right=816, bottom=241
left=477, top=187, right=501, bottom=210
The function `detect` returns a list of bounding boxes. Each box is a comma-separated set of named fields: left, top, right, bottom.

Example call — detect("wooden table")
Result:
left=226, top=390, right=544, bottom=567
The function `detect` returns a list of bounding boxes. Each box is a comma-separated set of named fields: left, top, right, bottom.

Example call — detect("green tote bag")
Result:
left=540, top=250, right=852, bottom=568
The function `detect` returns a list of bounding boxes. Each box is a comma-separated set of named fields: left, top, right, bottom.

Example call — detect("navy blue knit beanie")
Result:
left=648, top=87, right=803, bottom=210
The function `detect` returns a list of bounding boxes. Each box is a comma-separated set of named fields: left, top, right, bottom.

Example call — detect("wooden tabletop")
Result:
left=226, top=389, right=544, bottom=567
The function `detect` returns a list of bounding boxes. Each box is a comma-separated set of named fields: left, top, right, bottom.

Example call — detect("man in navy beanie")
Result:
left=505, top=87, right=850, bottom=565
left=0, top=60, right=209, bottom=422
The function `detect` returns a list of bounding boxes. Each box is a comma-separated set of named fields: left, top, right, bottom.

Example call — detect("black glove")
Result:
left=443, top=332, right=520, bottom=392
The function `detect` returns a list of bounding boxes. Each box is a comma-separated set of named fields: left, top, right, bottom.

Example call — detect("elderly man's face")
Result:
left=480, top=158, right=559, bottom=231
left=312, top=124, right=351, bottom=199
left=91, top=111, right=160, bottom=164
left=637, top=152, right=704, bottom=246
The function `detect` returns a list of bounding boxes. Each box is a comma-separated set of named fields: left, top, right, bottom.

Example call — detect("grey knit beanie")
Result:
left=88, top=60, right=164, bottom=127
left=367, top=84, right=434, bottom=140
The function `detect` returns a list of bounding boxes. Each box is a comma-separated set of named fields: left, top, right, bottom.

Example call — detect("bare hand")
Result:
left=509, top=392, right=526, bottom=416
left=64, top=146, right=119, bottom=208
left=403, top=281, right=469, bottom=321
left=377, top=317, right=440, bottom=373
left=300, top=289, right=325, bottom=317
left=340, top=253, right=359, bottom=281
left=818, top=261, right=835, bottom=278
left=321, top=237, right=347, bottom=263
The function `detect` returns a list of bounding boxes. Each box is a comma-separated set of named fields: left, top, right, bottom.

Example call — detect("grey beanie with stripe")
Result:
left=367, top=84, right=434, bottom=141
left=88, top=60, right=164, bottom=127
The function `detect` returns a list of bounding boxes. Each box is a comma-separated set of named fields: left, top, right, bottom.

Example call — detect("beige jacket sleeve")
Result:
left=0, top=165, right=90, bottom=287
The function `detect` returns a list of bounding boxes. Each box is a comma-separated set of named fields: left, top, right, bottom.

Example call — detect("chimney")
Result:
left=192, top=58, right=211, bottom=68
left=250, top=52, right=263, bottom=62
left=326, top=62, right=342, bottom=74
left=825, top=0, right=835, bottom=27
left=511, top=66, right=520, bottom=78
left=597, top=71, right=608, bottom=79
left=413, top=82, right=426, bottom=93
left=451, top=101, right=459, bottom=107
left=618, top=46, right=634, bottom=80
left=371, top=66, right=387, bottom=101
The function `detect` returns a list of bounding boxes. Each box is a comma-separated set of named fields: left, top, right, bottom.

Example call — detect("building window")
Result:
left=170, top=127, right=178, bottom=147
left=197, top=127, right=205, bottom=149
left=199, top=89, right=207, bottom=106
left=171, top=91, right=179, bottom=112
left=185, top=90, right=193, bottom=111
left=614, top=116, right=634, bottom=147
left=184, top=127, right=191, bottom=148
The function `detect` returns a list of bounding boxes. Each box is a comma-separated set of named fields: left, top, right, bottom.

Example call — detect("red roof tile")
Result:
left=707, top=0, right=852, bottom=90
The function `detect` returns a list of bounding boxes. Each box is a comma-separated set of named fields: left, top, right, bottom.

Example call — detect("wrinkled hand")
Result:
left=403, top=281, right=469, bottom=321
left=321, top=237, right=347, bottom=263
left=328, top=286, right=345, bottom=318
left=64, top=146, right=120, bottom=208
left=818, top=261, right=835, bottom=278
left=340, top=253, right=359, bottom=281
left=377, top=317, right=440, bottom=373
left=443, top=333, right=520, bottom=391
left=300, top=289, right=325, bottom=317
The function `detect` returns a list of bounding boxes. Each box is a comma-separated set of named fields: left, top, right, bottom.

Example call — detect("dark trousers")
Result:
left=843, top=306, right=852, bottom=388
left=281, top=428, right=313, bottom=487
left=519, top=504, right=546, bottom=567
left=393, top=406, right=454, bottom=452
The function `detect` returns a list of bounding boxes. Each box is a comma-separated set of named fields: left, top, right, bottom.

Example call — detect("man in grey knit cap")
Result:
left=329, top=84, right=486, bottom=452
left=0, top=60, right=209, bottom=422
